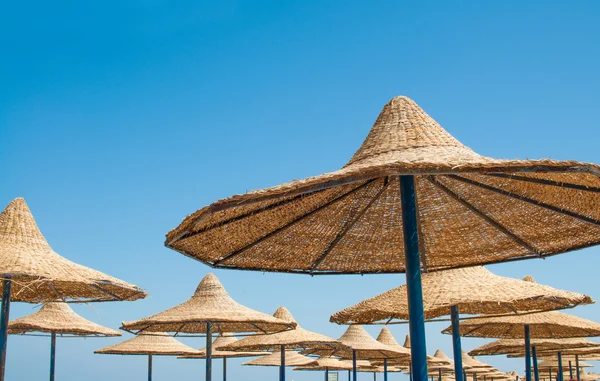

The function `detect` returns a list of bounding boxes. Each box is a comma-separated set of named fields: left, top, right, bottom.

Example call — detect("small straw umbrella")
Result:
left=302, top=325, right=410, bottom=381
left=8, top=302, right=121, bottom=381
left=293, top=356, right=354, bottom=381
left=462, top=351, right=494, bottom=381
left=120, top=273, right=295, bottom=381
left=95, top=332, right=199, bottom=380
left=178, top=333, right=265, bottom=381
left=165, top=96, right=600, bottom=381
left=0, top=198, right=146, bottom=381
left=375, top=327, right=414, bottom=381
left=243, top=349, right=317, bottom=368
left=523, top=346, right=600, bottom=381
left=431, top=350, right=456, bottom=381
left=330, top=266, right=592, bottom=381
left=218, top=306, right=343, bottom=381
left=470, top=339, right=600, bottom=356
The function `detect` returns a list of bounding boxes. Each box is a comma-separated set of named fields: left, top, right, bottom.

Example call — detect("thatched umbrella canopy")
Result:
left=218, top=306, right=342, bottom=381
left=470, top=338, right=600, bottom=356
left=293, top=356, right=353, bottom=371
left=95, top=333, right=199, bottom=381
left=8, top=302, right=120, bottom=381
left=0, top=198, right=146, bottom=381
left=331, top=267, right=591, bottom=381
left=121, top=273, right=294, bottom=381
left=178, top=333, right=265, bottom=381
left=243, top=349, right=317, bottom=367
left=462, top=351, right=494, bottom=374
left=164, top=96, right=600, bottom=381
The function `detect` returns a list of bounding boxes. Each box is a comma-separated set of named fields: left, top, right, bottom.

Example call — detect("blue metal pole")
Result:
left=525, top=325, right=532, bottom=381
left=569, top=362, right=573, bottom=380
left=532, top=346, right=539, bottom=381
left=148, top=354, right=152, bottom=381
left=206, top=322, right=212, bottom=381
left=576, top=355, right=580, bottom=381
left=348, top=369, right=351, bottom=381
left=384, top=359, right=388, bottom=381
left=549, top=367, right=552, bottom=381
left=49, top=332, right=56, bottom=381
left=557, top=353, right=563, bottom=381
left=450, top=305, right=464, bottom=381
left=0, top=278, right=11, bottom=381
left=399, top=175, right=428, bottom=381
left=439, top=368, right=442, bottom=381
left=223, top=357, right=226, bottom=381
left=280, top=345, right=285, bottom=381
left=325, top=366, right=329, bottom=381
left=353, top=349, right=357, bottom=381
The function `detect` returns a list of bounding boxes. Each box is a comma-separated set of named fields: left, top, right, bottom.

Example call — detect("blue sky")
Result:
left=2, top=1, right=600, bottom=380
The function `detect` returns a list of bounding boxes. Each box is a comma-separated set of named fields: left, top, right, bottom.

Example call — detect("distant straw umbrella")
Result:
left=0, top=198, right=146, bottom=381
left=120, top=273, right=294, bottom=381
left=520, top=345, right=600, bottom=380
left=331, top=266, right=591, bottom=381
left=178, top=333, right=265, bottom=381
left=462, top=351, right=494, bottom=381
left=243, top=349, right=317, bottom=368
left=8, top=302, right=120, bottom=381
left=293, top=355, right=353, bottom=381
left=218, top=306, right=343, bottom=381
left=470, top=339, right=600, bottom=356
left=95, top=332, right=199, bottom=380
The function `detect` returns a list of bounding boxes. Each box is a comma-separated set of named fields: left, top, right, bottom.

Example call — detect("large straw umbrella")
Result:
left=178, top=333, right=265, bottom=381
left=0, top=198, right=146, bottom=381
left=302, top=325, right=409, bottom=381
left=120, top=273, right=294, bottom=381
left=164, top=96, right=600, bottom=381
left=7, top=302, right=120, bottom=381
left=218, top=306, right=343, bottom=381
left=470, top=339, right=600, bottom=356
left=330, top=266, right=591, bottom=381
left=95, top=332, right=199, bottom=380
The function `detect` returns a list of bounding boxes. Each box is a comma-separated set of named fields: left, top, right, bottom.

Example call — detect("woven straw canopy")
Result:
left=528, top=346, right=600, bottom=357
left=303, top=325, right=409, bottom=360
left=462, top=351, right=493, bottom=370
left=243, top=349, right=317, bottom=367
left=121, top=273, right=295, bottom=334
left=7, top=302, right=120, bottom=337
left=165, top=96, right=600, bottom=275
left=536, top=360, right=592, bottom=370
left=292, top=356, right=354, bottom=371
left=330, top=266, right=591, bottom=323
left=443, top=311, right=600, bottom=339
left=579, top=370, right=600, bottom=381
left=0, top=198, right=146, bottom=302
left=95, top=333, right=199, bottom=356
left=470, top=338, right=600, bottom=356
left=218, top=306, right=341, bottom=351
left=178, top=333, right=264, bottom=359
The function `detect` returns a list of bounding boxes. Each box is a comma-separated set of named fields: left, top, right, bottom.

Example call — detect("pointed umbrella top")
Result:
left=178, top=333, right=265, bottom=359
left=243, top=349, right=317, bottom=367
left=461, top=351, right=493, bottom=370
left=218, top=306, right=342, bottom=351
left=95, top=333, right=200, bottom=356
left=166, top=96, right=600, bottom=275
left=0, top=198, right=146, bottom=302
left=330, top=266, right=592, bottom=323
left=376, top=327, right=411, bottom=355
left=121, top=273, right=295, bottom=335
left=8, top=302, right=121, bottom=337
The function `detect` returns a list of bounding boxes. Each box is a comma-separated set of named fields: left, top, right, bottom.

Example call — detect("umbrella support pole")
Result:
left=575, top=355, right=580, bottom=381
left=569, top=362, right=573, bottom=380
left=399, top=175, right=428, bottom=381
left=450, top=305, right=464, bottom=381
left=206, top=322, right=213, bottom=381
left=280, top=344, right=285, bottom=381
left=348, top=369, right=351, bottom=381
left=532, top=345, right=539, bottom=381
left=549, top=367, right=552, bottom=381
left=384, top=359, right=388, bottom=381
left=0, top=278, right=11, bottom=381
left=223, top=357, right=226, bottom=381
left=325, top=366, right=329, bottom=381
left=557, top=352, right=563, bottom=381
left=439, top=367, right=442, bottom=381
left=50, top=332, right=56, bottom=381
left=525, top=325, right=532, bottom=381
left=148, top=354, right=152, bottom=381
left=352, top=349, right=357, bottom=381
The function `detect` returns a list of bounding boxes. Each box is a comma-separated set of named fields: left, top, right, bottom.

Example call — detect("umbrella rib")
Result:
left=487, top=174, right=600, bottom=193
left=448, top=175, right=600, bottom=226
left=46, top=282, right=67, bottom=303
left=213, top=179, right=378, bottom=266
left=309, top=177, right=389, bottom=272
left=90, top=284, right=122, bottom=301
left=427, top=176, right=542, bottom=255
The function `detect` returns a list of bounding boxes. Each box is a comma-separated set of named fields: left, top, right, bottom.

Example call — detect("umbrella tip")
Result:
left=273, top=306, right=297, bottom=324
left=522, top=275, right=536, bottom=283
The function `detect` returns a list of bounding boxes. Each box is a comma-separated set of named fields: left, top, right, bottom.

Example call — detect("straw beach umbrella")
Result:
left=219, top=306, right=342, bottom=381
left=95, top=332, right=199, bottom=380
left=165, top=96, right=600, bottom=381
left=120, top=273, right=294, bottom=381
left=470, top=338, right=600, bottom=356
left=178, top=333, right=265, bottom=381
left=243, top=349, right=317, bottom=367
left=331, top=266, right=592, bottom=381
left=524, top=346, right=600, bottom=380
left=0, top=198, right=146, bottom=381
left=8, top=302, right=121, bottom=381
left=293, top=356, right=353, bottom=381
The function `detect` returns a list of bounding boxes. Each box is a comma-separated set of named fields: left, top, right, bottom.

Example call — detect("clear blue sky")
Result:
left=2, top=1, right=600, bottom=380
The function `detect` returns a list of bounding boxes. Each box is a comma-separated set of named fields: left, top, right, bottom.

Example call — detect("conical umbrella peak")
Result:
left=272, top=306, right=297, bottom=325
left=0, top=197, right=51, bottom=249
left=376, top=327, right=400, bottom=347
left=523, top=275, right=536, bottom=283
left=192, top=273, right=229, bottom=297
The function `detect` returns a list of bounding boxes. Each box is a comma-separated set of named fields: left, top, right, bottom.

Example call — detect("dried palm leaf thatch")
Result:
left=121, top=273, right=295, bottom=334
left=470, top=338, right=600, bottom=356
left=292, top=356, right=354, bottom=371
left=243, top=349, right=317, bottom=367
left=330, top=267, right=591, bottom=323
left=443, top=311, right=600, bottom=339
left=95, top=333, right=199, bottom=356
left=0, top=198, right=146, bottom=302
left=8, top=302, right=120, bottom=337
left=178, top=333, right=264, bottom=359
left=166, top=96, right=600, bottom=275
